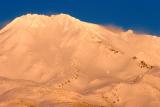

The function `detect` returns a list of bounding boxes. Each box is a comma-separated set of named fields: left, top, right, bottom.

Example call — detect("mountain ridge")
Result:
left=0, top=14, right=84, bottom=32
left=1, top=13, right=159, bottom=38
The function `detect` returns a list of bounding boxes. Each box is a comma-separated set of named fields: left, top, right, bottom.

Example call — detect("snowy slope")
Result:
left=0, top=14, right=160, bottom=107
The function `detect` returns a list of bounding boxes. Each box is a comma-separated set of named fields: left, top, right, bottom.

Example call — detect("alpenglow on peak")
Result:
left=0, top=13, right=82, bottom=31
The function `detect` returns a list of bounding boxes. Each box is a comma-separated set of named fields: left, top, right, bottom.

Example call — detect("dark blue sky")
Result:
left=0, top=0, right=160, bottom=35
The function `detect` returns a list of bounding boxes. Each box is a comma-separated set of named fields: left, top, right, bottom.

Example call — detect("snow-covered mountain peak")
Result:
left=0, top=13, right=160, bottom=107
left=0, top=13, right=85, bottom=33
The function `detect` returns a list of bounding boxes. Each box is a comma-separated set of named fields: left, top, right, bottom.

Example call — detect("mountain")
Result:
left=0, top=14, right=160, bottom=107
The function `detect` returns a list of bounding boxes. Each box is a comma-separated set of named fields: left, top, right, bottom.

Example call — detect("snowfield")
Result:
left=0, top=14, right=160, bottom=107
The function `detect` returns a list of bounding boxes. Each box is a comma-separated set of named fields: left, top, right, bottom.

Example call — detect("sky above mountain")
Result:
left=0, top=0, right=160, bottom=35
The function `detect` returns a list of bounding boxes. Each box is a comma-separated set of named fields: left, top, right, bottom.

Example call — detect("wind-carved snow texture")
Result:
left=0, top=14, right=160, bottom=107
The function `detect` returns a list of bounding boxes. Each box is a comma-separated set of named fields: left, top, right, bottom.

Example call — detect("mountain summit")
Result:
left=0, top=14, right=82, bottom=31
left=0, top=14, right=160, bottom=107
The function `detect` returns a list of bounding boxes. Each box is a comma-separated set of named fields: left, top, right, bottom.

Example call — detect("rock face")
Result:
left=0, top=14, right=160, bottom=107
